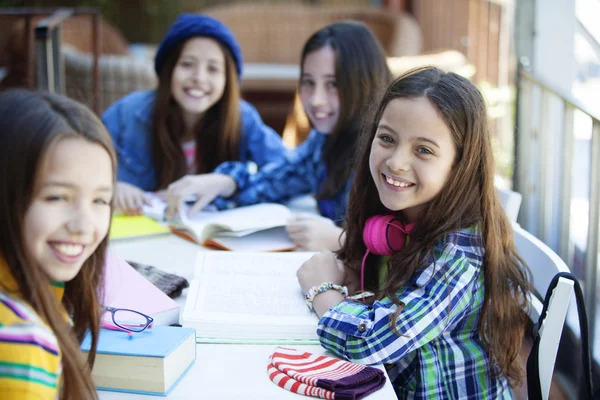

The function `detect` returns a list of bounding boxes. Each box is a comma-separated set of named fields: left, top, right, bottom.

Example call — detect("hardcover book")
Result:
left=81, top=326, right=196, bottom=396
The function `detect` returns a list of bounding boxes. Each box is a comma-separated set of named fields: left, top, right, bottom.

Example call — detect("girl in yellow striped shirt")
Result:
left=0, top=89, right=116, bottom=399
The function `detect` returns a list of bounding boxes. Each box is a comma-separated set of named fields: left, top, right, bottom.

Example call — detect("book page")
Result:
left=178, top=203, right=294, bottom=242
left=206, top=227, right=296, bottom=252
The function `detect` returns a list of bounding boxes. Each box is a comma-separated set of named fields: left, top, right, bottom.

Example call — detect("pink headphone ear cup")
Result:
left=363, top=215, right=396, bottom=256
left=378, top=215, right=397, bottom=254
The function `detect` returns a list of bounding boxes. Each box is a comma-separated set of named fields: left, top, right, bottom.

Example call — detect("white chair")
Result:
left=497, top=187, right=523, bottom=222
left=512, top=222, right=574, bottom=400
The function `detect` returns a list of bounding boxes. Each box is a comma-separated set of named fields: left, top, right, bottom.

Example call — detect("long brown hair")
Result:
left=338, top=67, right=531, bottom=386
left=0, top=89, right=116, bottom=399
left=300, top=21, right=391, bottom=199
left=152, top=38, right=241, bottom=190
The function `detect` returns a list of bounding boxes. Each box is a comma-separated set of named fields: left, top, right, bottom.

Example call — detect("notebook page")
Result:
left=194, top=275, right=310, bottom=318
left=194, top=251, right=316, bottom=277
left=183, top=273, right=318, bottom=340
left=183, top=251, right=319, bottom=339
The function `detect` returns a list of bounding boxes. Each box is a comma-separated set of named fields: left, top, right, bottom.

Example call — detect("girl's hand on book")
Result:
left=115, top=181, right=151, bottom=215
left=286, top=216, right=343, bottom=251
left=165, top=173, right=237, bottom=218
left=297, top=251, right=346, bottom=294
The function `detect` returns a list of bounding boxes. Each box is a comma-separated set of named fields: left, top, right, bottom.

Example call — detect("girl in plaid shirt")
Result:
left=297, top=67, right=531, bottom=399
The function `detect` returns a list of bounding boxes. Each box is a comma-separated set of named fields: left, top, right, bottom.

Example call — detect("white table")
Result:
left=98, top=342, right=395, bottom=399
left=101, top=227, right=397, bottom=399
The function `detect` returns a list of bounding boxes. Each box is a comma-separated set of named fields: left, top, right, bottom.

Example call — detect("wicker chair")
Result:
left=63, top=45, right=157, bottom=114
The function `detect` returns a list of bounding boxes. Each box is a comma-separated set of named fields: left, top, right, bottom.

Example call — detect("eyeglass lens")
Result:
left=112, top=309, right=149, bottom=332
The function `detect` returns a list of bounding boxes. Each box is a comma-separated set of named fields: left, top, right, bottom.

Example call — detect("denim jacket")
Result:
left=213, top=130, right=352, bottom=224
left=101, top=90, right=288, bottom=191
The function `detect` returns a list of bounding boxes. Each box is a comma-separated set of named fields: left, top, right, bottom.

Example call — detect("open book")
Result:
left=182, top=251, right=318, bottom=342
left=170, top=203, right=297, bottom=252
left=138, top=194, right=298, bottom=251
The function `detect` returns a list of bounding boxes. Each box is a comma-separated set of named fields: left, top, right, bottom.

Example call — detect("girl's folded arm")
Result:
left=317, top=253, right=480, bottom=365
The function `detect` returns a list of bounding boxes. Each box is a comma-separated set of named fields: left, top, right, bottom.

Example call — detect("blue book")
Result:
left=81, top=326, right=196, bottom=396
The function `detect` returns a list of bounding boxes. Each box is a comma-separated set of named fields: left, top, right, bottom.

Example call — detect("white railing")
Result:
left=515, top=60, right=600, bottom=359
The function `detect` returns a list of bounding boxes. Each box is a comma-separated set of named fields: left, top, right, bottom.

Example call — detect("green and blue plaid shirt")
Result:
left=318, top=225, right=513, bottom=399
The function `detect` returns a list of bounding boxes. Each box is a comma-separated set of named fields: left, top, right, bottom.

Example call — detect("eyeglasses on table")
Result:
left=101, top=306, right=154, bottom=333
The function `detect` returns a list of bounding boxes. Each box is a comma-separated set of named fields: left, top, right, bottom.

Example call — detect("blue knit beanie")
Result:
left=154, top=13, right=243, bottom=78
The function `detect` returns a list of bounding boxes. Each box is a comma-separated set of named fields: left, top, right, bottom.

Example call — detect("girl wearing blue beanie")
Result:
left=102, top=13, right=287, bottom=214
left=207, top=22, right=392, bottom=251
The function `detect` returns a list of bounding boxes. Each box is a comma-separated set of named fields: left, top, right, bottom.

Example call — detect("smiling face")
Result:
left=170, top=37, right=226, bottom=129
left=23, top=137, right=113, bottom=282
left=369, top=97, right=457, bottom=222
left=299, top=45, right=340, bottom=135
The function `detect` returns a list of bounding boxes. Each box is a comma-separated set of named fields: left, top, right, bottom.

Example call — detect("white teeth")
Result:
left=52, top=244, right=84, bottom=256
left=314, top=112, right=328, bottom=119
left=187, top=89, right=205, bottom=97
left=385, top=176, right=412, bottom=188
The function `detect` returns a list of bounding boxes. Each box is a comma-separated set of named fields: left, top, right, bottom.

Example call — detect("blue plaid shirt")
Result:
left=214, top=130, right=352, bottom=224
left=318, top=225, right=513, bottom=399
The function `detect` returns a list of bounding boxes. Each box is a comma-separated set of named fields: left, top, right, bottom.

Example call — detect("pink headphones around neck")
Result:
left=360, top=215, right=415, bottom=293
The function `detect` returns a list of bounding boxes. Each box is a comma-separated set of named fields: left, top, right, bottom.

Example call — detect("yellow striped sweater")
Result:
left=0, top=259, right=65, bottom=399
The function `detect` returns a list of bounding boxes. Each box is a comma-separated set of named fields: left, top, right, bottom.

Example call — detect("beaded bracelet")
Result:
left=304, top=282, right=348, bottom=312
